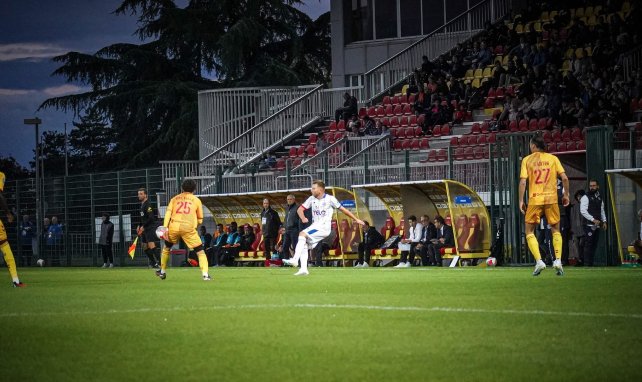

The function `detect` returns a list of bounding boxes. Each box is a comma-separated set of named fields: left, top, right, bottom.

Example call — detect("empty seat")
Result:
left=481, top=121, right=490, bottom=133
left=399, top=94, right=408, bottom=104
left=400, top=116, right=409, bottom=127
left=509, top=120, right=518, bottom=132
left=459, top=135, right=468, bottom=146
left=390, top=117, right=400, bottom=127
left=367, top=107, right=376, bottom=117
left=436, top=149, right=448, bottom=161
left=528, top=119, right=538, bottom=131
left=385, top=104, right=394, bottom=116
left=450, top=136, right=459, bottom=146
left=454, top=147, right=465, bottom=161
left=393, top=139, right=403, bottom=151
left=403, top=104, right=412, bottom=115
left=420, top=138, right=430, bottom=150
left=358, top=108, right=366, bottom=118
left=464, top=147, right=474, bottom=160
left=408, top=94, right=416, bottom=104
left=329, top=121, right=337, bottom=131
left=308, top=133, right=318, bottom=144
left=441, top=124, right=451, bottom=136
left=471, top=123, right=481, bottom=135
left=427, top=149, right=437, bottom=162
left=383, top=96, right=391, bottom=105
left=414, top=126, right=423, bottom=136
left=337, top=120, right=345, bottom=130
left=561, top=129, right=571, bottom=142
left=276, top=158, right=286, bottom=170
left=467, top=135, right=479, bottom=145
left=432, top=125, right=442, bottom=137
left=402, top=140, right=412, bottom=150
left=409, top=115, right=417, bottom=126
left=377, top=107, right=385, bottom=118
left=411, top=139, right=420, bottom=151
left=393, top=105, right=403, bottom=115
left=518, top=119, right=528, bottom=131
left=288, top=147, right=297, bottom=157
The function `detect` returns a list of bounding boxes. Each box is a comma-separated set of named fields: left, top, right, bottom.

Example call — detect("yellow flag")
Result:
left=127, top=237, right=138, bottom=259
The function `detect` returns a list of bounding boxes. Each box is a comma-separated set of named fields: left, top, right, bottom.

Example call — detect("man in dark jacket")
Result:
left=414, top=215, right=438, bottom=266
left=427, top=216, right=455, bottom=266
left=281, top=195, right=300, bottom=260
left=355, top=221, right=384, bottom=267
left=208, top=223, right=228, bottom=265
left=261, top=199, right=281, bottom=259
left=99, top=213, right=115, bottom=268
left=335, top=92, right=358, bottom=123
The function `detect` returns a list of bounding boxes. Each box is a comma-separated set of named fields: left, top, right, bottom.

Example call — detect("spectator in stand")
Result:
left=354, top=221, right=384, bottom=268
left=472, top=41, right=493, bottom=69
left=347, top=115, right=363, bottom=136
left=508, top=37, right=528, bottom=58
left=420, top=55, right=434, bottom=81
left=381, top=123, right=391, bottom=136
left=524, top=89, right=548, bottom=119
left=98, top=213, right=114, bottom=268
left=281, top=194, right=300, bottom=260
left=335, top=92, right=358, bottom=123
left=261, top=199, right=281, bottom=260
left=209, top=223, right=227, bottom=266
left=413, top=87, right=429, bottom=115
left=224, top=159, right=238, bottom=175
left=427, top=215, right=455, bottom=266
left=258, top=154, right=271, bottom=170
left=316, top=132, right=329, bottom=152
left=363, top=115, right=379, bottom=136
left=395, top=215, right=423, bottom=268
left=19, top=214, right=34, bottom=266
left=492, top=61, right=507, bottom=88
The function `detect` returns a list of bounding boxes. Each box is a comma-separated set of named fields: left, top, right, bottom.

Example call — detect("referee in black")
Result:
left=137, top=188, right=160, bottom=268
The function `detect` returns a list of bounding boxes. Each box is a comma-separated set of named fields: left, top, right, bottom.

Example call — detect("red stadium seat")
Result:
left=478, top=135, right=488, bottom=145
left=561, top=129, right=571, bottom=142
left=436, top=149, right=448, bottom=161
left=528, top=119, right=538, bottom=131
left=518, top=119, right=528, bottom=131
left=337, top=120, right=345, bottom=130
left=631, top=98, right=639, bottom=112
left=542, top=130, right=552, bottom=142
left=403, top=104, right=412, bottom=115
left=393, top=105, right=403, bottom=116
left=488, top=133, right=497, bottom=144
left=293, top=158, right=302, bottom=167
left=367, top=107, right=376, bottom=117
left=577, top=140, right=586, bottom=150
left=383, top=96, right=391, bottom=105
left=381, top=117, right=390, bottom=127
left=547, top=143, right=556, bottom=153
left=556, top=142, right=566, bottom=152
left=411, top=139, right=420, bottom=151
left=473, top=146, right=485, bottom=159
left=427, top=150, right=437, bottom=162
left=481, top=121, right=490, bottom=133
left=307, top=146, right=317, bottom=157
left=408, top=94, right=416, bottom=104
left=459, top=135, right=468, bottom=146
left=565, top=141, right=577, bottom=151
left=468, top=135, right=479, bottom=145
left=432, top=125, right=442, bottom=137
left=406, top=127, right=416, bottom=138
left=450, top=136, right=459, bottom=146
left=409, top=115, right=417, bottom=127
left=464, top=147, right=474, bottom=160
left=454, top=147, right=465, bottom=160
left=400, top=116, right=409, bottom=127
left=420, top=138, right=430, bottom=150
left=414, top=126, right=423, bottom=136
left=484, top=97, right=495, bottom=109
left=399, top=94, right=408, bottom=104
left=487, top=88, right=496, bottom=98
left=470, top=123, right=481, bottom=135
left=402, top=140, right=412, bottom=150
left=537, top=118, right=547, bottom=130
left=495, top=87, right=505, bottom=100
left=417, top=114, right=425, bottom=127
left=308, top=133, right=318, bottom=144
left=329, top=121, right=337, bottom=131
left=325, top=131, right=336, bottom=143
left=441, top=124, right=451, bottom=136
left=384, top=105, right=393, bottom=116
left=509, top=120, right=518, bottom=132
left=393, top=139, right=403, bottom=151
left=276, top=158, right=286, bottom=170
left=358, top=108, right=366, bottom=119
left=377, top=107, right=385, bottom=118
left=391, top=96, right=399, bottom=105
left=390, top=117, right=400, bottom=127
left=551, top=129, right=561, bottom=142
left=288, top=147, right=297, bottom=158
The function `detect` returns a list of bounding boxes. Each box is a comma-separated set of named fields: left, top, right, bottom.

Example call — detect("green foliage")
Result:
left=0, top=156, right=32, bottom=180
left=39, top=0, right=331, bottom=171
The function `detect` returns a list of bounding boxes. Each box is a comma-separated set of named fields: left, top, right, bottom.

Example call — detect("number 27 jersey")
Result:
left=520, top=152, right=565, bottom=205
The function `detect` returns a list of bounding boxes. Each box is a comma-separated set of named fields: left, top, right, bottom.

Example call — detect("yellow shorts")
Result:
left=167, top=223, right=202, bottom=250
left=525, top=203, right=560, bottom=225
left=0, top=219, right=6, bottom=244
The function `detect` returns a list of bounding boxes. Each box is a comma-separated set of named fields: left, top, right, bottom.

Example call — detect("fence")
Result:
left=363, top=0, right=511, bottom=103
left=622, top=44, right=642, bottom=81
left=3, top=168, right=164, bottom=267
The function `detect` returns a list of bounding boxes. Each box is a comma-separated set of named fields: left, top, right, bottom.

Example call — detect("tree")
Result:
left=68, top=110, right=117, bottom=173
left=0, top=156, right=32, bottom=180
left=33, top=131, right=67, bottom=177
left=40, top=0, right=331, bottom=169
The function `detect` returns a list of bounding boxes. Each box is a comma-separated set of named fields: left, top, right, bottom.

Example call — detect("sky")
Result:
left=0, top=0, right=329, bottom=168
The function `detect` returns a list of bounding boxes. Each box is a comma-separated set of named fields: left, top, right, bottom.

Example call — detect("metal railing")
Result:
left=200, top=85, right=324, bottom=172
left=198, top=85, right=318, bottom=162
left=318, top=86, right=365, bottom=116
left=363, top=0, right=510, bottom=102
left=622, top=44, right=642, bottom=81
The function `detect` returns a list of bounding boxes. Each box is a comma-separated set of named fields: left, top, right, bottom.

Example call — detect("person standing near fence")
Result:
left=579, top=180, right=607, bottom=267
left=261, top=198, right=281, bottom=262
left=137, top=188, right=160, bottom=268
left=99, top=213, right=115, bottom=268
left=0, top=171, right=25, bottom=287
left=48, top=216, right=63, bottom=266
left=19, top=214, right=35, bottom=266
left=281, top=195, right=300, bottom=260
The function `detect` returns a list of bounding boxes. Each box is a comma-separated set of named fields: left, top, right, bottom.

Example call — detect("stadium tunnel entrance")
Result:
left=352, top=180, right=491, bottom=263
left=199, top=187, right=373, bottom=264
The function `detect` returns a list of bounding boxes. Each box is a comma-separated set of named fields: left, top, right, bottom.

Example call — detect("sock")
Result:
left=1, top=242, right=19, bottom=282
left=160, top=247, right=170, bottom=274
left=197, top=251, right=209, bottom=276
left=291, top=236, right=306, bottom=265
left=294, top=239, right=308, bottom=271
left=552, top=231, right=563, bottom=262
left=145, top=248, right=156, bottom=264
left=526, top=234, right=542, bottom=262
left=153, top=247, right=161, bottom=263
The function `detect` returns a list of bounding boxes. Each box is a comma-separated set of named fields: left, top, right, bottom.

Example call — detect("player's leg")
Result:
left=0, top=239, right=23, bottom=286
left=524, top=205, right=546, bottom=275
left=546, top=204, right=564, bottom=276
left=284, top=231, right=310, bottom=267
left=145, top=235, right=159, bottom=268
left=183, top=230, right=210, bottom=280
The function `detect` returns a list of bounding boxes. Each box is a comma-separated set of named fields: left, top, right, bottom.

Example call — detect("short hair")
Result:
left=407, top=215, right=417, bottom=222
left=312, top=180, right=326, bottom=189
left=574, top=189, right=585, bottom=200
left=287, top=194, right=295, bottom=199
left=263, top=198, right=270, bottom=204
left=363, top=220, right=370, bottom=226
left=138, top=187, right=147, bottom=195
left=530, top=135, right=546, bottom=150
left=216, top=223, right=224, bottom=228
left=434, top=216, right=445, bottom=225
left=182, top=179, right=197, bottom=193
left=102, top=212, right=110, bottom=218
left=421, top=214, right=430, bottom=221
left=589, top=179, right=599, bottom=185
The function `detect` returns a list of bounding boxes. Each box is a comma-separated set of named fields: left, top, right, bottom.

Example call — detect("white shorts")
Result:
left=301, top=224, right=330, bottom=247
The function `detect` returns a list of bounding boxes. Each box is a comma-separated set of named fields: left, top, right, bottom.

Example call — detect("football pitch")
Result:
left=1, top=266, right=641, bottom=382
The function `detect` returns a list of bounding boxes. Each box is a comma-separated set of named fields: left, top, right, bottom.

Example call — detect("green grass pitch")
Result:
left=1, top=266, right=641, bottom=381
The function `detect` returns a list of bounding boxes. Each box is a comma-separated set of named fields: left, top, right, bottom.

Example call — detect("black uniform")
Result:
left=139, top=199, right=159, bottom=244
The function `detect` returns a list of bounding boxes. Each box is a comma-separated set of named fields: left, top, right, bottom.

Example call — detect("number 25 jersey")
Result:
left=520, top=152, right=565, bottom=205
left=164, top=192, right=203, bottom=230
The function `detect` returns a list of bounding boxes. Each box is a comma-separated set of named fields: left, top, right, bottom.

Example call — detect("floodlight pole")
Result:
left=24, top=118, right=42, bottom=257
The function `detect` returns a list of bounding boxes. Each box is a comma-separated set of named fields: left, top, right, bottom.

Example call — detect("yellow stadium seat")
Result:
left=515, top=24, right=524, bottom=34
left=471, top=78, right=481, bottom=89
left=561, top=60, right=571, bottom=72
left=494, top=55, right=503, bottom=65
left=474, top=68, right=483, bottom=79
left=575, top=8, right=585, bottom=18
left=502, top=55, right=510, bottom=65
left=565, top=48, right=574, bottom=59
left=401, top=85, right=409, bottom=95
left=585, top=6, right=594, bottom=17
left=534, top=22, right=542, bottom=32
left=575, top=48, right=585, bottom=59
left=549, top=10, right=558, bottom=20
left=482, top=67, right=493, bottom=78
left=622, top=2, right=631, bottom=14
left=585, top=46, right=593, bottom=57
left=540, top=11, right=549, bottom=22
left=506, top=22, right=514, bottom=30
left=464, top=69, right=474, bottom=80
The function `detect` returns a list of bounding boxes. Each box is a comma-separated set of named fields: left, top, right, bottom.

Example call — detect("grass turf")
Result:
left=1, top=266, right=641, bottom=382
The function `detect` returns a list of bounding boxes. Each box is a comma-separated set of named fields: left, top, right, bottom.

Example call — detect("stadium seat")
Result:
left=358, top=108, right=366, bottom=119
left=484, top=97, right=495, bottom=109
left=470, top=123, right=481, bottom=135
left=454, top=147, right=465, bottom=161
left=459, top=135, right=468, bottom=146
left=450, top=136, right=459, bottom=146
left=481, top=121, right=490, bottom=134
left=404, top=126, right=415, bottom=138
left=565, top=141, right=578, bottom=151
left=400, top=116, right=409, bottom=127
left=377, top=107, right=385, bottom=118
left=427, top=150, right=437, bottom=162
left=399, top=94, right=408, bottom=104
left=408, top=94, right=416, bottom=104
left=436, top=149, right=448, bottom=162
left=402, top=140, right=412, bottom=150
left=394, top=105, right=403, bottom=116
left=464, top=69, right=474, bottom=80
left=329, top=121, right=337, bottom=131
left=409, top=115, right=417, bottom=127
left=383, top=96, right=391, bottom=105
left=556, top=142, right=566, bottom=152
left=306, top=146, right=317, bottom=157
left=380, top=217, right=395, bottom=240
left=288, top=147, right=297, bottom=158
left=518, top=119, right=528, bottom=131
left=509, top=120, right=518, bottom=132
left=381, top=117, right=390, bottom=127
left=478, top=135, right=488, bottom=145
left=414, top=126, right=423, bottom=136
left=275, top=158, right=286, bottom=170
left=417, top=114, right=425, bottom=127
left=577, top=140, right=586, bottom=150
left=367, top=107, right=376, bottom=117
left=551, top=129, right=561, bottom=142
left=482, top=67, right=493, bottom=79
left=337, top=120, right=345, bottom=130
left=537, top=118, right=548, bottom=130
left=495, top=87, right=505, bottom=100
left=528, top=119, right=538, bottom=131
left=473, top=146, right=485, bottom=159
left=403, top=104, right=412, bottom=115
left=308, top=133, right=318, bottom=144
left=547, top=142, right=557, bottom=153
left=393, top=139, right=403, bottom=151
left=464, top=147, right=474, bottom=160
left=441, top=124, right=451, bottom=136
left=432, top=125, right=442, bottom=137
left=561, top=129, right=571, bottom=142
left=411, top=139, right=420, bottom=151
left=467, top=135, right=479, bottom=145
left=293, top=158, right=302, bottom=167
left=335, top=131, right=345, bottom=140
left=389, top=127, right=399, bottom=138
left=488, top=133, right=497, bottom=144
left=420, top=138, right=430, bottom=150
left=542, top=130, right=552, bottom=143
left=325, top=131, right=336, bottom=143
left=390, top=117, right=400, bottom=127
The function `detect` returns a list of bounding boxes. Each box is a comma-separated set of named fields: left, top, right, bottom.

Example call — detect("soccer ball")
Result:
left=486, top=257, right=497, bottom=267
left=155, top=226, right=168, bottom=240
left=37, top=258, right=45, bottom=267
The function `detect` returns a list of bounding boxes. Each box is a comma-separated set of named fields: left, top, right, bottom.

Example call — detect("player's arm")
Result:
left=559, top=172, right=570, bottom=207
left=518, top=178, right=527, bottom=214
left=0, top=191, right=13, bottom=223
left=338, top=206, right=365, bottom=226
left=163, top=198, right=174, bottom=227
left=297, top=204, right=309, bottom=224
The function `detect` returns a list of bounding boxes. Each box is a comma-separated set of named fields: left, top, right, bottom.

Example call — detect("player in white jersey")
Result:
left=283, top=180, right=364, bottom=275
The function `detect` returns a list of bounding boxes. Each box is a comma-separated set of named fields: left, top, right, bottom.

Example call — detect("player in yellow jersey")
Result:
left=155, top=179, right=211, bottom=281
left=0, top=171, right=25, bottom=287
left=519, top=135, right=570, bottom=276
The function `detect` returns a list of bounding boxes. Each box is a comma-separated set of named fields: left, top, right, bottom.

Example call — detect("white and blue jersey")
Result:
left=300, top=193, right=341, bottom=245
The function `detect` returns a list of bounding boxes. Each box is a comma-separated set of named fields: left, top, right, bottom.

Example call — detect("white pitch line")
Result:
left=1, top=303, right=641, bottom=320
